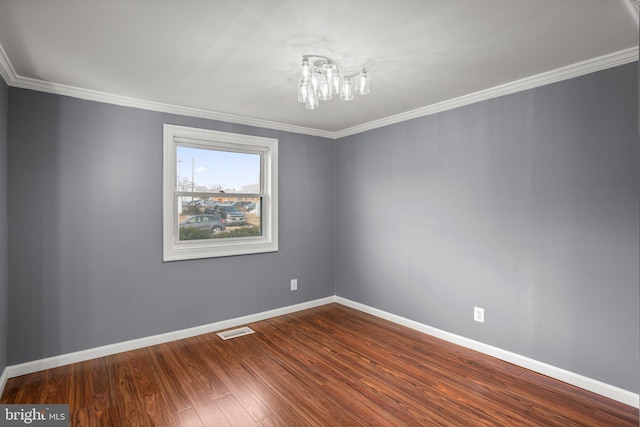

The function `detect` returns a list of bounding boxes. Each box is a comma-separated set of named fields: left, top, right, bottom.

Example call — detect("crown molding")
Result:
left=0, top=43, right=637, bottom=140
left=334, top=47, right=639, bottom=139
left=621, top=0, right=640, bottom=28
left=0, top=43, right=16, bottom=85
left=0, top=43, right=334, bottom=139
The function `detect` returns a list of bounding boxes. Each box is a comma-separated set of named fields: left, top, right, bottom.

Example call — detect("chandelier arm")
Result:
left=302, top=55, right=339, bottom=68
left=301, top=55, right=365, bottom=76
left=342, top=68, right=366, bottom=79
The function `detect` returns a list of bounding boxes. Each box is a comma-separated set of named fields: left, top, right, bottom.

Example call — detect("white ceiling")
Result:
left=0, top=0, right=637, bottom=138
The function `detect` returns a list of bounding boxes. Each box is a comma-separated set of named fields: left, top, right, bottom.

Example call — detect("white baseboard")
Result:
left=0, top=367, right=8, bottom=397
left=3, top=296, right=336, bottom=380
left=2, top=294, right=638, bottom=409
left=336, top=297, right=640, bottom=409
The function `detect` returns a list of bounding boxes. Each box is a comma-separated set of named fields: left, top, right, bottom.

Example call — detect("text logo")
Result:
left=0, top=405, right=68, bottom=426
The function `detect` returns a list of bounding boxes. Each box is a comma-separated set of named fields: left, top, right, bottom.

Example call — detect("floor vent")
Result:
left=217, top=326, right=255, bottom=340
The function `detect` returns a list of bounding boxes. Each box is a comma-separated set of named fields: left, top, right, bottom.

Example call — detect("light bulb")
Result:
left=340, top=78, right=354, bottom=101
left=299, top=58, right=312, bottom=82
left=332, top=74, right=340, bottom=94
left=305, top=89, right=319, bottom=109
left=318, top=75, right=332, bottom=101
left=297, top=81, right=309, bottom=103
left=324, top=63, right=338, bottom=93
left=310, top=70, right=321, bottom=95
left=356, top=69, right=370, bottom=95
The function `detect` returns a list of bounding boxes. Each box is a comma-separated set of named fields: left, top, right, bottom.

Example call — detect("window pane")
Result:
left=177, top=196, right=262, bottom=241
left=164, top=124, right=277, bottom=261
left=176, top=146, right=260, bottom=193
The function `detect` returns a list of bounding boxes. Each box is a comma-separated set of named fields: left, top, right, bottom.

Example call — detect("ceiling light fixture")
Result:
left=297, top=55, right=370, bottom=110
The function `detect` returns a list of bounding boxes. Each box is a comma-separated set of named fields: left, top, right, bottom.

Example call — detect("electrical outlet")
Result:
left=474, top=306, right=484, bottom=323
left=290, top=279, right=298, bottom=291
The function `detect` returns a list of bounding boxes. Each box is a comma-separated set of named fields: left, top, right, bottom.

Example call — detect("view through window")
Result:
left=163, top=125, right=278, bottom=261
left=177, top=147, right=262, bottom=241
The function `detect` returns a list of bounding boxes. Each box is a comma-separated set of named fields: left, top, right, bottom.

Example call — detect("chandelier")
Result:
left=297, top=55, right=370, bottom=110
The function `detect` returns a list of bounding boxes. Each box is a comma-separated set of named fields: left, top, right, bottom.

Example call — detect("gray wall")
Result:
left=4, top=63, right=639, bottom=395
left=0, top=76, right=7, bottom=375
left=335, top=63, right=639, bottom=392
left=7, top=89, right=335, bottom=364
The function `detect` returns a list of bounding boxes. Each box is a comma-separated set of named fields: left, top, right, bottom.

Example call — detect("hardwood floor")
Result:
left=2, top=303, right=638, bottom=426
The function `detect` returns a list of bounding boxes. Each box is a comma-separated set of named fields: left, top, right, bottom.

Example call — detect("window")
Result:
left=163, top=124, right=278, bottom=261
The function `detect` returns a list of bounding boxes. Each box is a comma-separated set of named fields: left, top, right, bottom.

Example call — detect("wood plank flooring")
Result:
left=1, top=303, right=638, bottom=426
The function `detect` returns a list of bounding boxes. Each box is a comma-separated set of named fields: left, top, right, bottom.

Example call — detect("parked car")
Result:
left=209, top=204, right=246, bottom=225
left=179, top=214, right=226, bottom=234
left=232, top=201, right=254, bottom=211
left=202, top=200, right=219, bottom=208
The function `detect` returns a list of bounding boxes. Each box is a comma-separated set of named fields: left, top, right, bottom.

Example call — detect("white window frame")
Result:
left=163, top=124, right=278, bottom=261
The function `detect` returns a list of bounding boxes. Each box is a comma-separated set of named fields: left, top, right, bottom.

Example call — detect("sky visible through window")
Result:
left=177, top=146, right=260, bottom=191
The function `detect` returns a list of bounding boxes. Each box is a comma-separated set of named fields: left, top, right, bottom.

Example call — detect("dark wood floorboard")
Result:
left=1, top=304, right=638, bottom=426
